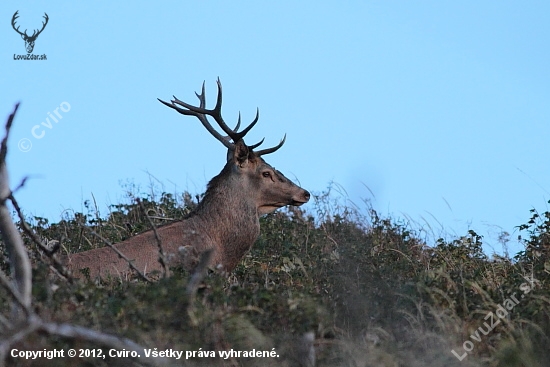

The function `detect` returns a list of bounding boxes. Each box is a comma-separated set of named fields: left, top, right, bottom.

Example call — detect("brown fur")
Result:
left=62, top=142, right=310, bottom=279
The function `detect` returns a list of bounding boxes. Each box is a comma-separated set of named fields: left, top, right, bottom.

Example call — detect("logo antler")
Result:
left=12, top=11, right=49, bottom=54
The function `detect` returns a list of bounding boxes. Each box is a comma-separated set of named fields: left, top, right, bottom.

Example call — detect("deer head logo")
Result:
left=11, top=11, right=49, bottom=54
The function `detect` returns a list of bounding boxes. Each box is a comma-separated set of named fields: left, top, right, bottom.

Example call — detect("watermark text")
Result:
left=18, top=101, right=71, bottom=152
left=451, top=275, right=540, bottom=361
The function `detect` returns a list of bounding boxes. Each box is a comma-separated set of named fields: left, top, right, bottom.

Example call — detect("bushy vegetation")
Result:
left=1, top=184, right=549, bottom=366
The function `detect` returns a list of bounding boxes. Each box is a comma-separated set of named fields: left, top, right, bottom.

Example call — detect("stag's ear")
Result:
left=233, top=140, right=250, bottom=166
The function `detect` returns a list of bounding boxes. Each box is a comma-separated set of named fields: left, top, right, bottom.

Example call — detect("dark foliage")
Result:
left=2, top=190, right=549, bottom=366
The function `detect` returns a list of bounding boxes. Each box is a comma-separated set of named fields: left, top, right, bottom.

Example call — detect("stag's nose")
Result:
left=291, top=189, right=310, bottom=206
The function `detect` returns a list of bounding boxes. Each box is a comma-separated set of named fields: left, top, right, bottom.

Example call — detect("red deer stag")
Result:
left=63, top=80, right=310, bottom=279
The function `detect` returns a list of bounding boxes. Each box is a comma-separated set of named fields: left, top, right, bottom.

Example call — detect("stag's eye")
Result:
left=262, top=171, right=271, bottom=178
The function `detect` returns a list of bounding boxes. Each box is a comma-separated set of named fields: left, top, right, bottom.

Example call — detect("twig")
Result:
left=0, top=313, right=11, bottom=331
left=0, top=105, right=167, bottom=367
left=186, top=249, right=212, bottom=297
left=0, top=316, right=41, bottom=363
left=185, top=249, right=213, bottom=326
left=0, top=103, right=18, bottom=162
left=137, top=199, right=169, bottom=278
left=9, top=193, right=72, bottom=281
left=9, top=192, right=53, bottom=255
left=0, top=270, right=32, bottom=317
left=87, top=229, right=152, bottom=283
left=143, top=215, right=175, bottom=221
left=38, top=321, right=170, bottom=366
left=0, top=103, right=31, bottom=321
left=0, top=315, right=170, bottom=367
left=11, top=176, right=28, bottom=194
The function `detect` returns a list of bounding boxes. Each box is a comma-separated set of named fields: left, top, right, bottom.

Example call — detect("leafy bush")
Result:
left=2, top=189, right=550, bottom=366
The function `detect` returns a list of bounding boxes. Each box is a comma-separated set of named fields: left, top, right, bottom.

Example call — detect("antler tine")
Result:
left=236, top=108, right=260, bottom=139
left=160, top=80, right=234, bottom=149
left=168, top=80, right=240, bottom=142
left=254, top=134, right=286, bottom=157
left=195, top=81, right=206, bottom=108
left=157, top=97, right=233, bottom=150
left=159, top=80, right=264, bottom=149
left=234, top=112, right=241, bottom=132
left=189, top=81, right=234, bottom=145
left=248, top=138, right=265, bottom=150
left=211, top=78, right=261, bottom=143
left=212, top=78, right=255, bottom=142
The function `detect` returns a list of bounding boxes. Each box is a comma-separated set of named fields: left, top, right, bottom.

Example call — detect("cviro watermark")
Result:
left=18, top=101, right=71, bottom=152
left=451, top=274, right=540, bottom=361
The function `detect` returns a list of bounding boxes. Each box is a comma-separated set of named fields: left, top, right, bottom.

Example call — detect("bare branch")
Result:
left=87, top=229, right=152, bottom=283
left=186, top=249, right=213, bottom=298
left=38, top=321, right=170, bottom=366
left=0, top=313, right=11, bottom=331
left=11, top=176, right=28, bottom=194
left=0, top=104, right=169, bottom=367
left=0, top=103, right=18, bottom=162
left=1, top=316, right=170, bottom=367
left=0, top=269, right=31, bottom=317
left=0, top=103, right=31, bottom=321
left=8, top=193, right=72, bottom=282
left=0, top=316, right=41, bottom=362
left=185, top=249, right=213, bottom=326
left=137, top=199, right=169, bottom=278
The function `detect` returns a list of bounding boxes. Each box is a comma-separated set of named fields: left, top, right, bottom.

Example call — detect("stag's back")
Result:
left=63, top=215, right=213, bottom=279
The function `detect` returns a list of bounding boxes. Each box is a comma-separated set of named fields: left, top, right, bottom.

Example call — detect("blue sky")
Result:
left=1, top=1, right=549, bottom=256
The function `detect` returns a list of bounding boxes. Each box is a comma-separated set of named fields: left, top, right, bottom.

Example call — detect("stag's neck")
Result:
left=194, top=190, right=259, bottom=236
left=189, top=170, right=261, bottom=268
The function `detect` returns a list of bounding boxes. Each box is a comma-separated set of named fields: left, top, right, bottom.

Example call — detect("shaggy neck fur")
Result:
left=188, top=162, right=261, bottom=270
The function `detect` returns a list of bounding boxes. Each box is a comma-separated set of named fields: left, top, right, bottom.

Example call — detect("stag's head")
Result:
left=228, top=139, right=310, bottom=215
left=12, top=11, right=49, bottom=54
left=158, top=79, right=310, bottom=215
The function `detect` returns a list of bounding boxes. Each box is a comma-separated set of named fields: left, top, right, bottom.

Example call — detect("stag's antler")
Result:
left=158, top=79, right=285, bottom=156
